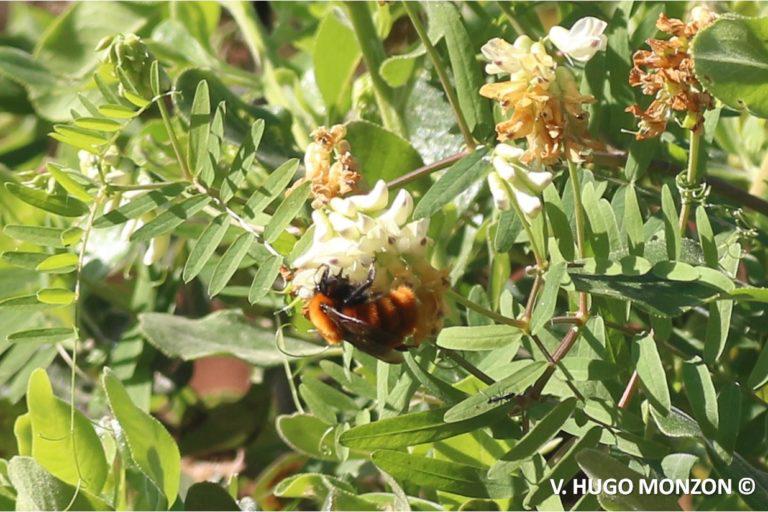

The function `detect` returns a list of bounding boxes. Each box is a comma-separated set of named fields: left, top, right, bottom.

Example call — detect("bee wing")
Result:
left=322, top=305, right=405, bottom=364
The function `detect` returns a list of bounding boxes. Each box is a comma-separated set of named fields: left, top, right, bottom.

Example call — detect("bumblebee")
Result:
left=305, top=266, right=418, bottom=363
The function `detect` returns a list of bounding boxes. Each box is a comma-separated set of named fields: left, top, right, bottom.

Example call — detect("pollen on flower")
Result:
left=289, top=180, right=448, bottom=353
left=626, top=7, right=717, bottom=139
left=479, top=36, right=598, bottom=166
left=293, top=124, right=361, bottom=208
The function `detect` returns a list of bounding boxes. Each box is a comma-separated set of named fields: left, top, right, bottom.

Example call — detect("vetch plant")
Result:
left=2, top=2, right=768, bottom=511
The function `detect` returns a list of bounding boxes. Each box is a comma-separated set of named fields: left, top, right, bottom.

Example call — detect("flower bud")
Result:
left=105, top=33, right=169, bottom=100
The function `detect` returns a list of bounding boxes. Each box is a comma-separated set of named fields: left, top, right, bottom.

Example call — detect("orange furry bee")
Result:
left=305, top=266, right=418, bottom=363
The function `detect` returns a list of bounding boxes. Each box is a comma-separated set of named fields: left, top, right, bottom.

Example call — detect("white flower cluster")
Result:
left=487, top=144, right=554, bottom=218
left=292, top=180, right=429, bottom=298
left=548, top=17, right=608, bottom=63
left=481, top=35, right=556, bottom=81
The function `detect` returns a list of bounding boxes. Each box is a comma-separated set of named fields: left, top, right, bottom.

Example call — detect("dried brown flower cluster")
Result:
left=627, top=6, right=718, bottom=139
left=298, top=124, right=361, bottom=208
left=480, top=37, right=598, bottom=166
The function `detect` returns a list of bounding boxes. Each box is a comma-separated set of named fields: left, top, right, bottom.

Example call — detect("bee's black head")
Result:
left=315, top=265, right=376, bottom=306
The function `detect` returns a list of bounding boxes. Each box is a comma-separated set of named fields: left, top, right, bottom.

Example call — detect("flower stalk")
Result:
left=678, top=129, right=703, bottom=235
left=403, top=2, right=476, bottom=150
left=346, top=2, right=407, bottom=137
left=567, top=160, right=588, bottom=316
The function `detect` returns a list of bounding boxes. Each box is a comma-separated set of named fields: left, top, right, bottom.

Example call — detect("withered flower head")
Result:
left=296, top=124, right=361, bottom=208
left=626, top=6, right=717, bottom=139
left=480, top=37, right=598, bottom=166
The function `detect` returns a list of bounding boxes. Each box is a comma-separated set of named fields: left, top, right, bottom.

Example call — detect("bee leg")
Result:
left=344, top=266, right=377, bottom=306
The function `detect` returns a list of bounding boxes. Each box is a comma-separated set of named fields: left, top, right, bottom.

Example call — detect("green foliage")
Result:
left=3, top=2, right=768, bottom=511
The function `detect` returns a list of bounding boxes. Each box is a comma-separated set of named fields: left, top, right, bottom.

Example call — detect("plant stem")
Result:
left=523, top=273, right=542, bottom=321
left=618, top=370, right=640, bottom=409
left=567, top=160, right=588, bottom=316
left=496, top=1, right=528, bottom=38
left=403, top=2, right=476, bottom=150
left=387, top=152, right=467, bottom=189
left=109, top=181, right=185, bottom=192
left=442, top=349, right=495, bottom=385
left=157, top=98, right=191, bottom=180
left=345, top=2, right=407, bottom=137
left=678, top=129, right=703, bottom=235
left=446, top=289, right=527, bottom=330
left=226, top=1, right=311, bottom=147
left=529, top=327, right=581, bottom=397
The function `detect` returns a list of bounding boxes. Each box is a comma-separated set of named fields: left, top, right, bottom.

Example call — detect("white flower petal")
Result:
left=348, top=179, right=389, bottom=211
left=311, top=210, right=334, bottom=242
left=494, top=143, right=525, bottom=161
left=329, top=197, right=357, bottom=217
left=513, top=187, right=543, bottom=217
left=493, top=156, right=517, bottom=181
left=328, top=212, right=360, bottom=238
left=379, top=189, right=413, bottom=227
left=548, top=16, right=607, bottom=62
left=488, top=173, right=511, bottom=211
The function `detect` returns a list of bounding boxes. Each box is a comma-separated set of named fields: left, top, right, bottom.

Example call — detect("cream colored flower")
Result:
left=487, top=143, right=553, bottom=217
left=291, top=180, right=448, bottom=343
left=548, top=17, right=607, bottom=62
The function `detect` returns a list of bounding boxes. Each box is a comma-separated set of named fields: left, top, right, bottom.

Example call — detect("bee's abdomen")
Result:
left=389, top=286, right=418, bottom=337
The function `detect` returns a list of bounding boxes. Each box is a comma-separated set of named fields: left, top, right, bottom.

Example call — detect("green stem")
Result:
left=678, top=129, right=703, bottom=235
left=345, top=2, right=407, bottom=137
left=157, top=98, right=190, bottom=180
left=447, top=289, right=527, bottom=330
left=403, top=2, right=476, bottom=150
left=226, top=1, right=311, bottom=147
left=496, top=1, right=528, bottom=38
left=386, top=152, right=467, bottom=189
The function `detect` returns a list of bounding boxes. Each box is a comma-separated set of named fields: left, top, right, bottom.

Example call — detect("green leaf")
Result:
left=650, top=406, right=702, bottom=438
left=3, top=225, right=70, bottom=247
left=103, top=368, right=180, bottom=506
left=183, top=214, right=230, bottom=283
left=185, top=482, right=239, bottom=511
left=73, top=116, right=122, bottom=132
left=494, top=209, right=523, bottom=253
left=36, top=288, right=75, bottom=305
left=52, top=124, right=109, bottom=147
left=46, top=163, right=93, bottom=202
left=436, top=324, right=524, bottom=351
left=380, top=45, right=424, bottom=88
left=576, top=449, right=681, bottom=511
left=276, top=413, right=337, bottom=461
left=188, top=80, right=211, bottom=178
left=7, top=457, right=111, bottom=511
left=93, top=184, right=186, bottom=228
left=139, top=310, right=315, bottom=366
left=26, top=369, right=108, bottom=492
left=340, top=407, right=495, bottom=450
left=488, top=398, right=578, bottom=478
left=696, top=206, right=718, bottom=267
left=412, top=148, right=490, bottom=220
left=0, top=294, right=56, bottom=311
left=531, top=262, right=566, bottom=335
left=130, top=195, right=211, bottom=242
left=707, top=446, right=768, bottom=511
left=371, top=450, right=513, bottom=499
left=8, top=327, right=75, bottom=345
left=623, top=185, right=644, bottom=253
left=273, top=473, right=355, bottom=501
left=569, top=269, right=720, bottom=317
left=748, top=339, right=768, bottom=389
left=5, top=183, right=88, bottom=217
left=263, top=181, right=310, bottom=243
left=344, top=120, right=424, bottom=186
left=632, top=333, right=671, bottom=414
left=245, top=158, right=299, bottom=217
left=208, top=232, right=253, bottom=296
left=444, top=361, right=547, bottom=422
left=98, top=103, right=138, bottom=119
left=35, top=252, right=78, bottom=273
left=1, top=251, right=49, bottom=270
left=682, top=358, right=719, bottom=436
left=313, top=10, right=360, bottom=110
left=693, top=16, right=768, bottom=118
left=524, top=427, right=602, bottom=508
left=424, top=2, right=492, bottom=138
left=717, top=382, right=742, bottom=459
left=661, top=184, right=680, bottom=260
left=248, top=254, right=282, bottom=304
